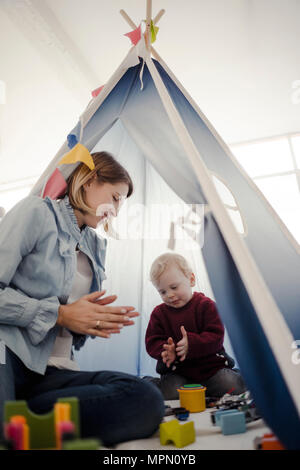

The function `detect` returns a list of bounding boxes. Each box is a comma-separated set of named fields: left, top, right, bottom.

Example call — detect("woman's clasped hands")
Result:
left=57, top=290, right=139, bottom=338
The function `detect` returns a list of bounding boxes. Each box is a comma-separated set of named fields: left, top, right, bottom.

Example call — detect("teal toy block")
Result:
left=214, top=409, right=239, bottom=426
left=220, top=411, right=246, bottom=435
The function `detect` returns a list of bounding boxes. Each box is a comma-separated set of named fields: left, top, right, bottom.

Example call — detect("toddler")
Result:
left=145, top=252, right=246, bottom=400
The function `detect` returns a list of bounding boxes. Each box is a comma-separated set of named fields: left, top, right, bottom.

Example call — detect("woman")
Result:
left=0, top=151, right=164, bottom=447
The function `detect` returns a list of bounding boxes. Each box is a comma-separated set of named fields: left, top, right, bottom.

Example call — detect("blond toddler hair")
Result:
left=150, top=252, right=193, bottom=285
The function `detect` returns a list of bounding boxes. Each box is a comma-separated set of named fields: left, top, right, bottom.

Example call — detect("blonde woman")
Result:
left=0, top=152, right=164, bottom=446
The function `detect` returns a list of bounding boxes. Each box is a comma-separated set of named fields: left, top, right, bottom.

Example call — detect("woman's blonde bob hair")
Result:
left=150, top=252, right=193, bottom=285
left=66, top=151, right=133, bottom=216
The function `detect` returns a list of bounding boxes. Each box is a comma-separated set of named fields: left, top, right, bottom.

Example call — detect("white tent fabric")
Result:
left=69, top=119, right=231, bottom=377
left=30, top=34, right=300, bottom=449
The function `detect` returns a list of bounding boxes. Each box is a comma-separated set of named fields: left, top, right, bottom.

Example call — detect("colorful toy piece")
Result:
left=3, top=397, right=101, bottom=450
left=160, top=419, right=195, bottom=448
left=62, top=438, right=101, bottom=450
left=175, top=409, right=190, bottom=421
left=4, top=415, right=29, bottom=450
left=254, top=433, right=285, bottom=450
left=219, top=411, right=246, bottom=435
left=210, top=390, right=261, bottom=424
left=4, top=398, right=79, bottom=449
left=213, top=409, right=240, bottom=426
left=164, top=406, right=189, bottom=420
left=177, top=384, right=206, bottom=413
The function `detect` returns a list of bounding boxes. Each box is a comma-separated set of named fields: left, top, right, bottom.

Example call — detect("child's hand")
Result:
left=176, top=326, right=189, bottom=362
left=161, top=337, right=176, bottom=368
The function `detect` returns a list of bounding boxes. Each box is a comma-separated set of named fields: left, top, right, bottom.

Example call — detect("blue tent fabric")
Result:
left=203, top=213, right=300, bottom=449
left=152, top=60, right=300, bottom=332
left=34, top=57, right=300, bottom=449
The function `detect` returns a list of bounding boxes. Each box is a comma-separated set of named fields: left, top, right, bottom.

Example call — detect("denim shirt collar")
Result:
left=60, top=195, right=84, bottom=241
left=45, top=195, right=86, bottom=243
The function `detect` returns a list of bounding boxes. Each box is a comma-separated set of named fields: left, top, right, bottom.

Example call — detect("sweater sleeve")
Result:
left=185, top=298, right=224, bottom=359
left=0, top=197, right=60, bottom=345
left=145, top=307, right=169, bottom=360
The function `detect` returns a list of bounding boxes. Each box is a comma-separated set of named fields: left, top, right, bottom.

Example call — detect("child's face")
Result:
left=155, top=264, right=195, bottom=308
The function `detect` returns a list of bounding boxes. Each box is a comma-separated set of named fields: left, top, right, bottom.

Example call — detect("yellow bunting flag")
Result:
left=58, top=143, right=95, bottom=170
left=150, top=21, right=159, bottom=43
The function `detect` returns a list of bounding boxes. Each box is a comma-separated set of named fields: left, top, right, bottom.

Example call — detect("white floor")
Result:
left=102, top=399, right=271, bottom=451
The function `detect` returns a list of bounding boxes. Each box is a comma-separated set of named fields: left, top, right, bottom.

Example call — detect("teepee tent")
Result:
left=31, top=2, right=300, bottom=449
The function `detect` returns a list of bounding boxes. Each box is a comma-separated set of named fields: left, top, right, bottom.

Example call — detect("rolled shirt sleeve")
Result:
left=0, top=197, right=60, bottom=345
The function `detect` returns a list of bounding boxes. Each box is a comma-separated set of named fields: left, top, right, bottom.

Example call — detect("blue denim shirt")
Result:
left=0, top=195, right=107, bottom=374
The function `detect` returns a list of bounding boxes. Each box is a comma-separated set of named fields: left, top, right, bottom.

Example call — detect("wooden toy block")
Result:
left=261, top=434, right=285, bottom=450
left=254, top=433, right=285, bottom=450
left=55, top=403, right=71, bottom=423
left=54, top=403, right=71, bottom=449
left=214, top=409, right=239, bottom=426
left=10, top=416, right=29, bottom=450
left=220, top=411, right=246, bottom=435
left=4, top=397, right=80, bottom=449
left=56, top=421, right=75, bottom=450
left=160, top=419, right=195, bottom=448
left=4, top=421, right=24, bottom=450
left=2, top=397, right=101, bottom=450
left=62, top=438, right=100, bottom=450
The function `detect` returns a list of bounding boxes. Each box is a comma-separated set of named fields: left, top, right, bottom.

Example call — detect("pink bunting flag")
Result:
left=42, top=168, right=67, bottom=199
left=124, top=24, right=141, bottom=45
left=91, top=85, right=104, bottom=98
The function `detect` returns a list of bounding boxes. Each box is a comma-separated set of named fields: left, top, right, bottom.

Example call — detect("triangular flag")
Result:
left=58, top=143, right=95, bottom=170
left=67, top=133, right=78, bottom=149
left=124, top=24, right=141, bottom=45
left=92, top=85, right=104, bottom=98
left=150, top=21, right=159, bottom=43
left=42, top=168, right=67, bottom=199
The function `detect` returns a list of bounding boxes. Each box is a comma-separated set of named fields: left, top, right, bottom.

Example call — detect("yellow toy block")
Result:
left=54, top=403, right=71, bottom=450
left=159, top=419, right=195, bottom=448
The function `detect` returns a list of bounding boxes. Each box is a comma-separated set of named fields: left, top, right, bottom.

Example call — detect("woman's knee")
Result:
left=99, top=378, right=165, bottom=446
left=134, top=379, right=165, bottom=432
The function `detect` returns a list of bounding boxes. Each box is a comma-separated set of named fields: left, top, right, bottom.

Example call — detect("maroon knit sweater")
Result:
left=145, top=291, right=229, bottom=381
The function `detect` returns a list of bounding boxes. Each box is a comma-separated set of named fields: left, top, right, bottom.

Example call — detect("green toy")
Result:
left=4, top=397, right=83, bottom=450
left=62, top=438, right=100, bottom=450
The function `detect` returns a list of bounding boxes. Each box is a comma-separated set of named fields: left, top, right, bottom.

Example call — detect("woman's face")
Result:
left=78, top=179, right=129, bottom=229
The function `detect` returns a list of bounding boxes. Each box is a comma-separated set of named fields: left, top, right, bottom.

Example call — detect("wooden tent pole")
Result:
left=153, top=9, right=165, bottom=24
left=146, top=0, right=152, bottom=49
left=120, top=9, right=137, bottom=29
left=120, top=7, right=165, bottom=29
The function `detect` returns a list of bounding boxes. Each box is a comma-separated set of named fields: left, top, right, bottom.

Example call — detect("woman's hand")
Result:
left=92, top=291, right=138, bottom=327
left=161, top=337, right=176, bottom=368
left=57, top=290, right=139, bottom=338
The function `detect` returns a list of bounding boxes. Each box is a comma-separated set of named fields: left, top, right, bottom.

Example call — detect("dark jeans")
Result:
left=159, top=367, right=247, bottom=400
left=0, top=348, right=165, bottom=447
